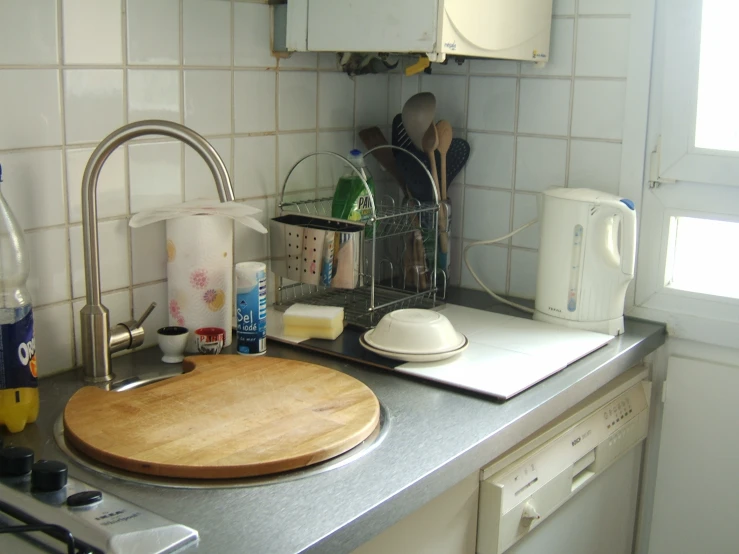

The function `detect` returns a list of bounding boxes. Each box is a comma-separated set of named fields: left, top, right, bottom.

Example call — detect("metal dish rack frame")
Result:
left=275, top=146, right=446, bottom=328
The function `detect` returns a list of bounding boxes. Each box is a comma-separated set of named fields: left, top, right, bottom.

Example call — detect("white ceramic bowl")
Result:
left=363, top=309, right=465, bottom=354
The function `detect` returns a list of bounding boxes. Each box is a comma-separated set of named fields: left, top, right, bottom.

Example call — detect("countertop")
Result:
left=2, top=291, right=665, bottom=553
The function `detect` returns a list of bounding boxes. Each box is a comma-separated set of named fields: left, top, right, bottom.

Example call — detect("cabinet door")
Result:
left=648, top=356, right=739, bottom=554
left=307, top=0, right=438, bottom=53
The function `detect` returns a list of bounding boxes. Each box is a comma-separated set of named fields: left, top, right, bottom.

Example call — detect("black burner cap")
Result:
left=0, top=446, right=34, bottom=476
left=67, top=490, right=103, bottom=508
left=32, top=460, right=68, bottom=492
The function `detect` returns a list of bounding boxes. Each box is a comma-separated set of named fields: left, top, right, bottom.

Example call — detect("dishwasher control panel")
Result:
left=477, top=376, right=650, bottom=554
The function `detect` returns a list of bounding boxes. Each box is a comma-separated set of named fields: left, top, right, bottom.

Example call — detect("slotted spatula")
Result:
left=391, top=114, right=470, bottom=202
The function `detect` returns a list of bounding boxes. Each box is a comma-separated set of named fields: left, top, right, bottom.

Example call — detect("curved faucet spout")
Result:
left=81, top=120, right=235, bottom=384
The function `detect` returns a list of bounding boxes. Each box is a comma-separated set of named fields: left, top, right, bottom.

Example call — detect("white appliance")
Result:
left=477, top=366, right=650, bottom=554
left=533, top=188, right=637, bottom=336
left=277, top=0, right=554, bottom=63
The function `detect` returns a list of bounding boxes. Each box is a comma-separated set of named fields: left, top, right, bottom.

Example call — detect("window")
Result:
left=665, top=216, right=739, bottom=299
left=694, top=0, right=739, bottom=152
left=633, top=0, right=739, bottom=346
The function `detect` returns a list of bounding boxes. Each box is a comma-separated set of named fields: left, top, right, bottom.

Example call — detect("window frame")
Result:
left=628, top=0, right=739, bottom=347
left=657, top=0, right=739, bottom=186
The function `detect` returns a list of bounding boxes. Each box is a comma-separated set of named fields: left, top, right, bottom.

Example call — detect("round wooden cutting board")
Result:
left=63, top=355, right=380, bottom=479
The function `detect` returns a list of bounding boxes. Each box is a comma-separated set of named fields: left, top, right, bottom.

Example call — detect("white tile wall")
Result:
left=0, top=0, right=392, bottom=376
left=234, top=71, right=276, bottom=133
left=391, top=4, right=633, bottom=301
left=183, top=0, right=231, bottom=66
left=0, top=70, right=62, bottom=150
left=0, top=0, right=58, bottom=65
left=127, top=0, right=180, bottom=65
left=128, top=69, right=181, bottom=123
left=0, top=0, right=633, bottom=374
left=62, top=0, right=122, bottom=64
left=278, top=72, right=318, bottom=131
left=63, top=69, right=125, bottom=144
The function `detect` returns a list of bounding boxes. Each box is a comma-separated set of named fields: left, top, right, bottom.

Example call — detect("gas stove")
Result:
left=0, top=439, right=198, bottom=554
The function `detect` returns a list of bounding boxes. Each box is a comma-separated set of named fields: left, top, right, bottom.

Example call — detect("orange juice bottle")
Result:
left=0, top=163, right=38, bottom=433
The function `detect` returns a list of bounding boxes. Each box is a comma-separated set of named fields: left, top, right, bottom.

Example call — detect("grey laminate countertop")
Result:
left=2, top=292, right=665, bottom=553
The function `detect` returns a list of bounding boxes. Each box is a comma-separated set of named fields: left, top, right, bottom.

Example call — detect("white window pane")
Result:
left=666, top=216, right=739, bottom=298
left=695, top=0, right=739, bottom=152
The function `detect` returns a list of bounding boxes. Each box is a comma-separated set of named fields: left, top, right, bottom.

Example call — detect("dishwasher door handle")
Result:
left=571, top=449, right=596, bottom=492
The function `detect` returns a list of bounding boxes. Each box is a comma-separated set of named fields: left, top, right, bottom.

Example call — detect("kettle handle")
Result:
left=600, top=198, right=636, bottom=276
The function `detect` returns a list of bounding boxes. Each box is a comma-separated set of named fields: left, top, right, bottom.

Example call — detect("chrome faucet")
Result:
left=81, top=120, right=235, bottom=383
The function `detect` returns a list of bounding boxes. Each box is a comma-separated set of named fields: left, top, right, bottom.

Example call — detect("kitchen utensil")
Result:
left=157, top=326, right=189, bottom=363
left=411, top=230, right=428, bottom=290
left=401, top=92, right=436, bottom=151
left=364, top=309, right=466, bottom=354
left=435, top=120, right=453, bottom=202
left=391, top=113, right=414, bottom=152
left=391, top=114, right=470, bottom=203
left=195, top=327, right=225, bottom=354
left=63, top=355, right=380, bottom=479
left=420, top=124, right=449, bottom=257
left=359, top=333, right=469, bottom=363
left=421, top=123, right=440, bottom=195
left=358, top=127, right=408, bottom=195
left=533, top=188, right=637, bottom=335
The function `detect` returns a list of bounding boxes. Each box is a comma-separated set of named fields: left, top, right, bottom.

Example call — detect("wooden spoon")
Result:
left=421, top=123, right=440, bottom=199
left=421, top=123, right=448, bottom=256
left=435, top=120, right=453, bottom=202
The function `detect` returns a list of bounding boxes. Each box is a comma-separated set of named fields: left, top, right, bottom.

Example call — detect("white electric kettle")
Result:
left=533, top=188, right=636, bottom=335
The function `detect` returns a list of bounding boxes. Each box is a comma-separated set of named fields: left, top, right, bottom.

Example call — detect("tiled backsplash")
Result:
left=394, top=0, right=633, bottom=299
left=0, top=0, right=633, bottom=376
left=0, top=0, right=392, bottom=376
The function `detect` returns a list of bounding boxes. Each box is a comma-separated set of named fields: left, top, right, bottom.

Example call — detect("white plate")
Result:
left=363, top=327, right=467, bottom=355
left=360, top=332, right=469, bottom=363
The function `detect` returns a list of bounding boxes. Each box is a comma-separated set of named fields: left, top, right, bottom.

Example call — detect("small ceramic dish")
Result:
left=195, top=327, right=225, bottom=355
left=157, top=326, right=189, bottom=363
left=362, top=309, right=466, bottom=354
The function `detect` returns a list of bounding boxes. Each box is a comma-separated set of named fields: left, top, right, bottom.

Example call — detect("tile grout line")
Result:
left=565, top=0, right=581, bottom=191
left=505, top=61, right=522, bottom=296
left=0, top=130, right=624, bottom=157
left=179, top=0, right=186, bottom=209
left=230, top=0, right=237, bottom=271
left=455, top=56, right=472, bottom=289
left=122, top=0, right=135, bottom=322
left=56, top=0, right=77, bottom=370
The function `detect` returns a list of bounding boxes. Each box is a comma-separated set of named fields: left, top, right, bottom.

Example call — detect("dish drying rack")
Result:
left=274, top=147, right=446, bottom=328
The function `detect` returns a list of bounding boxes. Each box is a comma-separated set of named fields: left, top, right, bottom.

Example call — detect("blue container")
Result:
left=235, top=262, right=267, bottom=356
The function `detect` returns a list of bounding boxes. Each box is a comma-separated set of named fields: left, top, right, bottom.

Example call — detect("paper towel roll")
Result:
left=166, top=215, right=233, bottom=353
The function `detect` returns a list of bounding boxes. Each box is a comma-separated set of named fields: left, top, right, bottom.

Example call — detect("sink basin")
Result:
left=54, top=372, right=389, bottom=489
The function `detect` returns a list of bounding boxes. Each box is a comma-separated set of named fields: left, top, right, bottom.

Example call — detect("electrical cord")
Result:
left=463, top=219, right=539, bottom=315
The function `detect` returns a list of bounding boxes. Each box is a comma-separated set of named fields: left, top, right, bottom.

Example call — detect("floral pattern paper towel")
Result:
left=166, top=215, right=233, bottom=353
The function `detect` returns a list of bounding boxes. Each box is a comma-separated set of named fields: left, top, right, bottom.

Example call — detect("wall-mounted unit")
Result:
left=274, top=0, right=554, bottom=64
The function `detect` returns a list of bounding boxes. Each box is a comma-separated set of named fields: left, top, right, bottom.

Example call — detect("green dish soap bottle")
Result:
left=331, top=149, right=376, bottom=237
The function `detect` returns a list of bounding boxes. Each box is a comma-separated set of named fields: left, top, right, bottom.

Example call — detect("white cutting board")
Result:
left=393, top=304, right=613, bottom=399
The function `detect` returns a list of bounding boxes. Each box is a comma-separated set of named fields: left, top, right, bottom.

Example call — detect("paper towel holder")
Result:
left=80, top=120, right=235, bottom=385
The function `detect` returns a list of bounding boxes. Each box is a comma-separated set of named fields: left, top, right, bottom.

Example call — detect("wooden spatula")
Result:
left=435, top=120, right=453, bottom=202
left=359, top=127, right=408, bottom=196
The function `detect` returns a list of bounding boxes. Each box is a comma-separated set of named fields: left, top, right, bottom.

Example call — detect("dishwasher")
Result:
left=477, top=366, right=651, bottom=554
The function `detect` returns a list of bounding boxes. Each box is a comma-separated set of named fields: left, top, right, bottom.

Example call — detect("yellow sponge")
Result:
left=283, top=304, right=345, bottom=340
